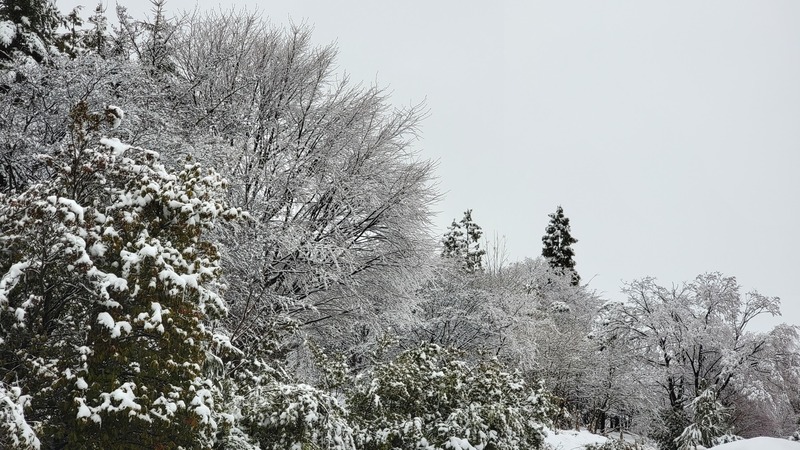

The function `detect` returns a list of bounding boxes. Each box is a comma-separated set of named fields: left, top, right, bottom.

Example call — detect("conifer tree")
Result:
left=0, top=0, right=61, bottom=63
left=0, top=103, right=240, bottom=447
left=442, top=209, right=486, bottom=273
left=84, top=3, right=109, bottom=56
left=675, top=388, right=735, bottom=450
left=541, top=205, right=580, bottom=285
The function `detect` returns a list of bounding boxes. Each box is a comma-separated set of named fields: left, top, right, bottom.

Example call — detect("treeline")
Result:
left=1, top=1, right=799, bottom=449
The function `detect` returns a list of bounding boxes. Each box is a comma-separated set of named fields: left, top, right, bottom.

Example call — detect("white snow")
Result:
left=444, top=436, right=474, bottom=449
left=89, top=241, right=107, bottom=257
left=544, top=428, right=608, bottom=450
left=76, top=400, right=91, bottom=420
left=137, top=302, right=166, bottom=333
left=713, top=437, right=800, bottom=450
left=100, top=137, right=132, bottom=156
left=0, top=20, right=15, bottom=46
left=96, top=312, right=115, bottom=330
left=57, top=197, right=85, bottom=222
left=0, top=384, right=41, bottom=449
left=96, top=312, right=131, bottom=338
left=107, top=382, right=142, bottom=414
left=0, top=261, right=32, bottom=307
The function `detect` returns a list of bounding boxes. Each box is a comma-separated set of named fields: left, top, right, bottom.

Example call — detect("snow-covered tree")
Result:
left=0, top=40, right=187, bottom=193
left=238, top=381, right=356, bottom=450
left=409, top=258, right=511, bottom=356
left=83, top=3, right=110, bottom=56
left=725, top=323, right=800, bottom=437
left=408, top=254, right=615, bottom=432
left=51, top=3, right=113, bottom=58
left=541, top=205, right=579, bottom=285
left=349, top=343, right=553, bottom=450
left=113, top=0, right=180, bottom=76
left=0, top=0, right=61, bottom=64
left=501, top=257, right=608, bottom=428
left=600, top=273, right=798, bottom=446
left=0, top=102, right=240, bottom=447
left=0, top=381, right=39, bottom=449
left=442, top=209, right=486, bottom=273
left=170, top=10, right=436, bottom=367
left=674, top=388, right=737, bottom=450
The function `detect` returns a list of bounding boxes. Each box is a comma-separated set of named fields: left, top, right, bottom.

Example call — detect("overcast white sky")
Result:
left=62, top=0, right=800, bottom=329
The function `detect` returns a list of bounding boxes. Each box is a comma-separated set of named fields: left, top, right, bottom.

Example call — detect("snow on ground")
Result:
left=544, top=428, right=607, bottom=449
left=713, top=437, right=800, bottom=450
left=544, top=429, right=800, bottom=450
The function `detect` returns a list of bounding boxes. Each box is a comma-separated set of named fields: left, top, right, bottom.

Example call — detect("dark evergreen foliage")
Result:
left=651, top=407, right=691, bottom=450
left=541, top=205, right=580, bottom=285
left=0, top=0, right=61, bottom=63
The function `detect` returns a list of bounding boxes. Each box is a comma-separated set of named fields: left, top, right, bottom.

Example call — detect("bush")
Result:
left=349, top=343, right=553, bottom=450
left=240, top=381, right=356, bottom=450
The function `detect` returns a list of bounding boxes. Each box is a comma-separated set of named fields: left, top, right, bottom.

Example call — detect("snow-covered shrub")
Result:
left=674, top=389, right=734, bottom=450
left=0, top=102, right=240, bottom=448
left=349, top=343, right=553, bottom=450
left=214, top=425, right=261, bottom=450
left=240, top=381, right=356, bottom=450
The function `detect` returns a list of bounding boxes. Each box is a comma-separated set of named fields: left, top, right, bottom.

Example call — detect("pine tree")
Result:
left=0, top=0, right=62, bottom=64
left=541, top=205, right=580, bottom=285
left=0, top=102, right=240, bottom=447
left=442, top=209, right=486, bottom=273
left=675, top=388, right=734, bottom=450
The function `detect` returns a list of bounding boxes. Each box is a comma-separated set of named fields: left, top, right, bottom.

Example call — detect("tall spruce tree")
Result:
left=541, top=205, right=580, bottom=285
left=442, top=209, right=485, bottom=273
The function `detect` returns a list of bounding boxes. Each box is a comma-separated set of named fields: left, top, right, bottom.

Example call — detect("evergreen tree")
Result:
left=54, top=5, right=110, bottom=58
left=140, top=0, right=177, bottom=75
left=84, top=3, right=109, bottom=56
left=675, top=388, right=735, bottom=450
left=0, top=102, right=240, bottom=447
left=441, top=219, right=466, bottom=259
left=442, top=209, right=486, bottom=273
left=112, top=0, right=177, bottom=76
left=0, top=0, right=61, bottom=64
left=541, top=205, right=580, bottom=285
left=55, top=6, right=84, bottom=58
